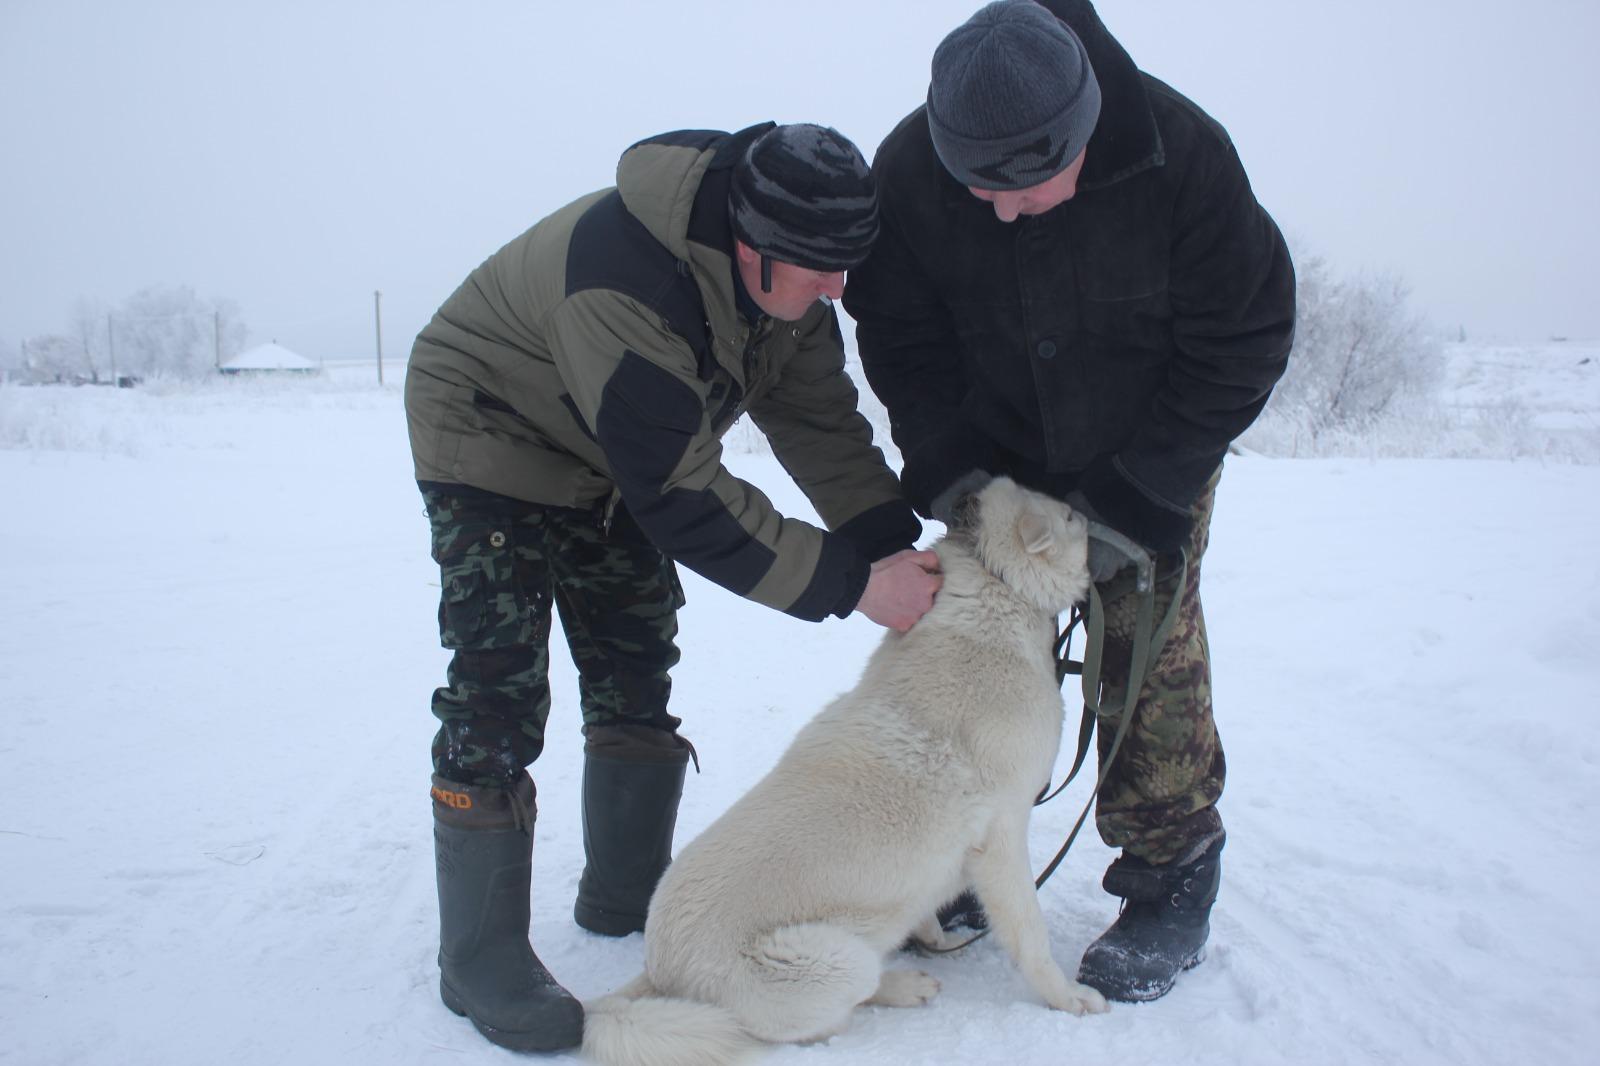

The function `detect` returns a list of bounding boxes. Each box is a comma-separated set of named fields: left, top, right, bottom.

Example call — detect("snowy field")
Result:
left=1236, top=341, right=1600, bottom=464
left=1438, top=341, right=1600, bottom=433
left=2, top=360, right=1598, bottom=1065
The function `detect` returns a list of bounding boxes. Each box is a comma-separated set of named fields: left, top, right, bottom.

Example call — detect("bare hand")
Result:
left=855, top=549, right=943, bottom=632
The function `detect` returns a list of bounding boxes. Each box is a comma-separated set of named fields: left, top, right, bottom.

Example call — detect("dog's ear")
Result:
left=1018, top=507, right=1055, bottom=556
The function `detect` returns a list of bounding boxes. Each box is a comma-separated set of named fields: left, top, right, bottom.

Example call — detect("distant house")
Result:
left=218, top=342, right=320, bottom=376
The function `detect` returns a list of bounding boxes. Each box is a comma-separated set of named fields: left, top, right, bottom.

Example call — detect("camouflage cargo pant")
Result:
left=1089, top=468, right=1225, bottom=866
left=421, top=484, right=684, bottom=788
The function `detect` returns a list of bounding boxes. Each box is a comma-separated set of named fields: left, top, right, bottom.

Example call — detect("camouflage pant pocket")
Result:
left=439, top=567, right=487, bottom=649
left=433, top=517, right=527, bottom=651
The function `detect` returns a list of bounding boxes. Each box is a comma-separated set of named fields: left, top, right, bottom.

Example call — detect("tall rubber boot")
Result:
left=1077, top=831, right=1225, bottom=1002
left=573, top=724, right=691, bottom=936
left=431, top=772, right=584, bottom=1051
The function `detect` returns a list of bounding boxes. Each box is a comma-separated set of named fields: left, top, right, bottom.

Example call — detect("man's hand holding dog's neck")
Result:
left=857, top=548, right=944, bottom=632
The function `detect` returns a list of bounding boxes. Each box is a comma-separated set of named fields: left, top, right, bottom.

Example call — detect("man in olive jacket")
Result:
left=407, top=122, right=940, bottom=1051
left=844, top=0, right=1295, bottom=1002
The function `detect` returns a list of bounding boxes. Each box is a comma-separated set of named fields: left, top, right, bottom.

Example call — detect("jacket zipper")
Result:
left=712, top=319, right=766, bottom=431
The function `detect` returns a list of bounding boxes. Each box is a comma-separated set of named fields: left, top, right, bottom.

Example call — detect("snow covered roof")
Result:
left=220, top=342, right=318, bottom=371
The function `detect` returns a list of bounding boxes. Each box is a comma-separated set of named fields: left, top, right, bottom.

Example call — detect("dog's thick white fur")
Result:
left=583, top=478, right=1109, bottom=1066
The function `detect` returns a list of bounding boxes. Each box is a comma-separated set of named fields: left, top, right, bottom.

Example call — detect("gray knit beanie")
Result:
left=729, top=124, right=879, bottom=273
left=927, top=0, right=1102, bottom=190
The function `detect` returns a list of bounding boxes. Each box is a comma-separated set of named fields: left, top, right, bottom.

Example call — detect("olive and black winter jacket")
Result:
left=843, top=0, right=1295, bottom=553
left=405, top=124, right=919, bottom=621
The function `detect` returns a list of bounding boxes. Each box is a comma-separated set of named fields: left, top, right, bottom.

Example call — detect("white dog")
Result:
left=583, top=477, right=1109, bottom=1066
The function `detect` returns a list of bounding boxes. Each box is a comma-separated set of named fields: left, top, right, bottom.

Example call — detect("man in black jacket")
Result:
left=843, top=0, right=1295, bottom=1002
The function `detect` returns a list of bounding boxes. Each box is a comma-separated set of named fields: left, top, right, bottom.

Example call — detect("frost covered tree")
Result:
left=1269, top=250, right=1442, bottom=439
left=18, top=333, right=82, bottom=381
left=111, top=285, right=249, bottom=378
left=68, top=297, right=114, bottom=383
left=15, top=302, right=118, bottom=383
left=0, top=334, right=23, bottom=376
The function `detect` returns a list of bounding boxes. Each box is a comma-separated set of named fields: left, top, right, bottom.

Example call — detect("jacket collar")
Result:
left=1043, top=0, right=1164, bottom=190
left=684, top=125, right=772, bottom=327
left=617, top=124, right=780, bottom=385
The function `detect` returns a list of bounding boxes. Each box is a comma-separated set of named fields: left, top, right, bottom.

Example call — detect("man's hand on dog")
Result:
left=857, top=548, right=943, bottom=632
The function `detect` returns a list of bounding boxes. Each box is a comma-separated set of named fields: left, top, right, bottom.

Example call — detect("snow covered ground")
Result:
left=2, top=368, right=1598, bottom=1065
left=1439, top=341, right=1600, bottom=433
left=1235, top=340, right=1600, bottom=464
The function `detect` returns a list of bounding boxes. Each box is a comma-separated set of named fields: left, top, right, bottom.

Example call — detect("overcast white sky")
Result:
left=2, top=0, right=1596, bottom=362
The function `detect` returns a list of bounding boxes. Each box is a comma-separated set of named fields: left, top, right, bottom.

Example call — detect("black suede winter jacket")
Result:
left=843, top=0, right=1295, bottom=552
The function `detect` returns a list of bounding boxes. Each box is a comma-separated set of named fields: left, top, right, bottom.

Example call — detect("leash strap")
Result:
left=1032, top=610, right=1092, bottom=807
left=1033, top=548, right=1188, bottom=890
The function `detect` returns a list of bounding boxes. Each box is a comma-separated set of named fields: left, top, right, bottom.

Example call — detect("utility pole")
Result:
left=213, top=309, right=222, bottom=370
left=373, top=290, right=384, bottom=386
left=107, top=312, right=117, bottom=384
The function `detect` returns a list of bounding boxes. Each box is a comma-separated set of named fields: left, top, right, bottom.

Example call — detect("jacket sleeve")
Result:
left=1110, top=136, right=1296, bottom=520
left=549, top=288, right=870, bottom=621
left=745, top=302, right=922, bottom=562
left=842, top=189, right=1004, bottom=518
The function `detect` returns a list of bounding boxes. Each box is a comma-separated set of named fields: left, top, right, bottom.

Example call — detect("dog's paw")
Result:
left=1047, top=980, right=1110, bottom=1016
left=868, top=968, right=942, bottom=1008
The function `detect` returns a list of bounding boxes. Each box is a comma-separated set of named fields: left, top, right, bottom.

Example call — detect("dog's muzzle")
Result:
left=948, top=490, right=983, bottom=533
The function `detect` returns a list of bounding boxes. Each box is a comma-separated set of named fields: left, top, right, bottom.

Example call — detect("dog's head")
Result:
left=961, top=477, right=1091, bottom=613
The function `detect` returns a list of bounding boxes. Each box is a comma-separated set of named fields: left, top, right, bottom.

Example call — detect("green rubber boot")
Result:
left=431, top=772, right=583, bottom=1051
left=573, top=724, right=692, bottom=936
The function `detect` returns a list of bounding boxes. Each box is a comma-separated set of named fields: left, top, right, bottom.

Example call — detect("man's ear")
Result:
left=733, top=239, right=758, bottom=267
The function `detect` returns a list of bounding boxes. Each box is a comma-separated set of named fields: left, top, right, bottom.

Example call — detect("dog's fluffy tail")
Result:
left=582, top=973, right=759, bottom=1066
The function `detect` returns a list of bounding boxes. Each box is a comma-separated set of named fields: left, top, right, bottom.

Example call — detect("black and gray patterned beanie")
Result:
left=729, top=124, right=879, bottom=273
left=927, top=0, right=1102, bottom=190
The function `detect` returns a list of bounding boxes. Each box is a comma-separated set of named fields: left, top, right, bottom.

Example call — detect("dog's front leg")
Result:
left=969, top=813, right=1109, bottom=1016
left=905, top=913, right=962, bottom=954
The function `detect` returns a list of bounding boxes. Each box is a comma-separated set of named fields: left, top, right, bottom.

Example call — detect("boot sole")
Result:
left=1082, top=946, right=1206, bottom=1004
left=573, top=898, right=645, bottom=937
left=440, top=977, right=584, bottom=1052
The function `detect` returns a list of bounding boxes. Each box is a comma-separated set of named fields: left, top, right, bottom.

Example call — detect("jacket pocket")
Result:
left=1079, top=289, right=1172, bottom=353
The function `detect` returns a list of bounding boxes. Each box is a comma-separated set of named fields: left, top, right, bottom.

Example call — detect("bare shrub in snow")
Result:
left=1268, top=251, right=1443, bottom=441
left=1472, top=395, right=1536, bottom=452
left=0, top=383, right=143, bottom=454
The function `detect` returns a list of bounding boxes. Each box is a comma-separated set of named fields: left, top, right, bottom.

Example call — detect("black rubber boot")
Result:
left=1077, top=832, right=1225, bottom=1002
left=573, top=724, right=691, bottom=936
left=431, top=772, right=584, bottom=1051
